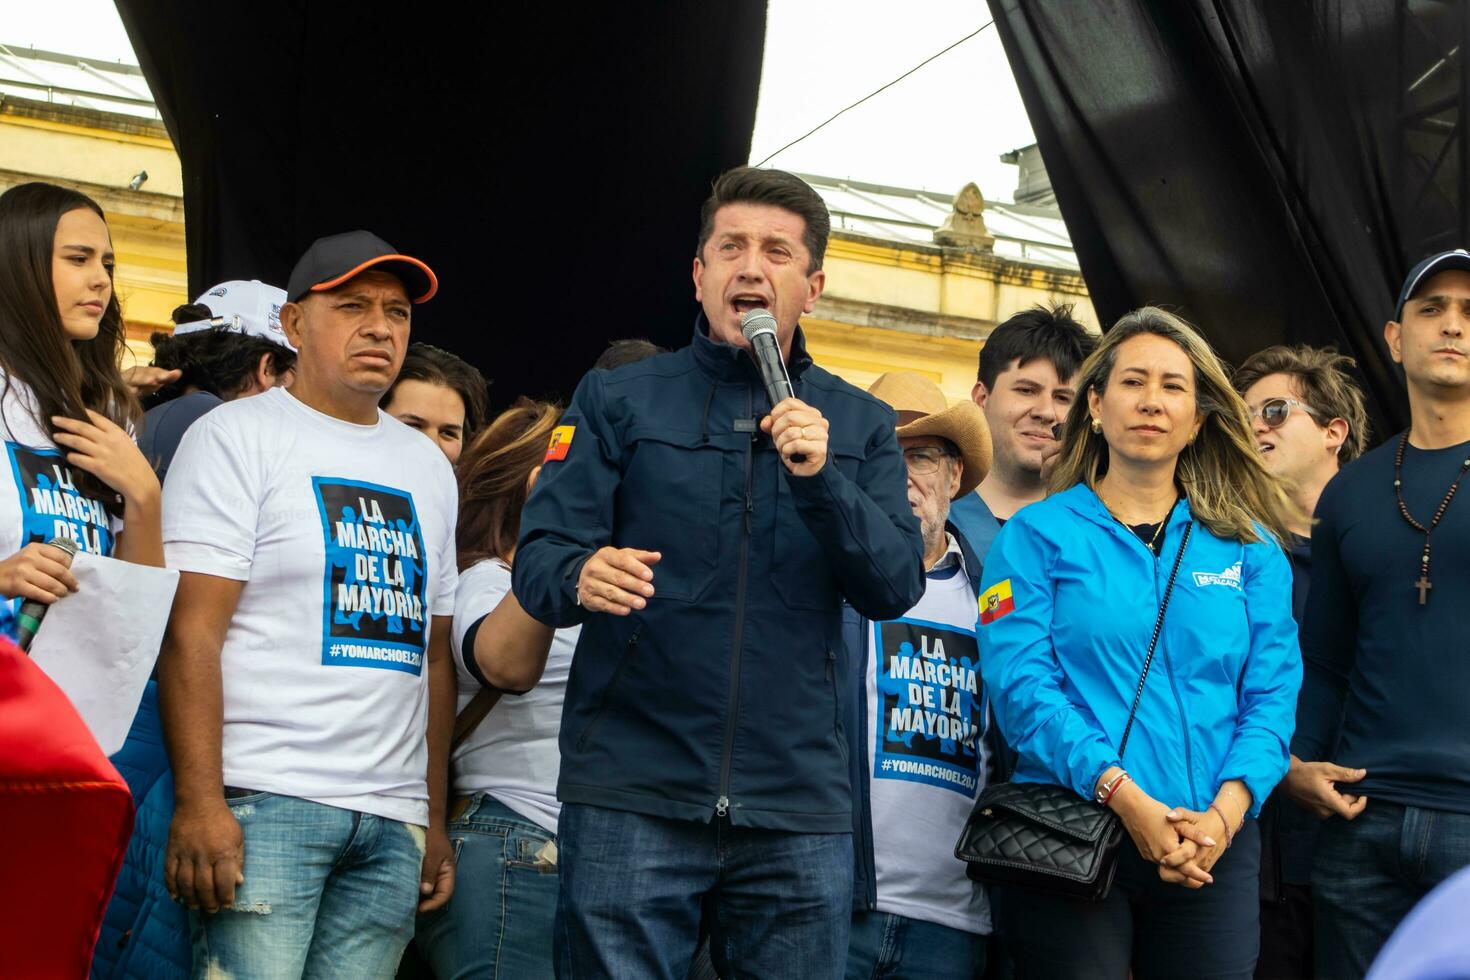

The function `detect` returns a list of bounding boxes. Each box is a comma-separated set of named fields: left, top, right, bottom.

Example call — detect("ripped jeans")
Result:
left=189, top=791, right=425, bottom=980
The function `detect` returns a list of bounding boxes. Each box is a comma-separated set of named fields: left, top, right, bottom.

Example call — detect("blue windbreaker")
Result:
left=977, top=485, right=1300, bottom=818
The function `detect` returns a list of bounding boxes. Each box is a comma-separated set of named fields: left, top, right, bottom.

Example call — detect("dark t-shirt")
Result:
left=1296, top=433, right=1470, bottom=813
left=139, top=391, right=223, bottom=483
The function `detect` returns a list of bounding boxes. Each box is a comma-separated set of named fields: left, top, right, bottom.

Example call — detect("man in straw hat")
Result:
left=843, top=371, right=1000, bottom=978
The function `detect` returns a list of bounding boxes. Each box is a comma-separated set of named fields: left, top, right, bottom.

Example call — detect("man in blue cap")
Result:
left=1292, top=248, right=1470, bottom=979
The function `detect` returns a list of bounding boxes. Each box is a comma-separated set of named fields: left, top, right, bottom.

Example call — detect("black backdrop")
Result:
left=114, top=0, right=768, bottom=409
left=990, top=0, right=1468, bottom=438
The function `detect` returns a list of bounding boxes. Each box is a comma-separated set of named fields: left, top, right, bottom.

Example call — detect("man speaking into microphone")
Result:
left=515, top=167, right=923, bottom=977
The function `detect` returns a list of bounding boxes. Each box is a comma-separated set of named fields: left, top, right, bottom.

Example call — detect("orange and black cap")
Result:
left=287, top=230, right=438, bottom=305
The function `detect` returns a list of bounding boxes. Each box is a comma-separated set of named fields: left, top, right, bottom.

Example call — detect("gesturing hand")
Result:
left=576, top=547, right=661, bottom=616
left=166, top=799, right=245, bottom=912
left=51, top=410, right=159, bottom=505
left=761, top=397, right=828, bottom=477
left=1282, top=756, right=1368, bottom=820
left=0, top=541, right=79, bottom=604
left=121, top=364, right=182, bottom=397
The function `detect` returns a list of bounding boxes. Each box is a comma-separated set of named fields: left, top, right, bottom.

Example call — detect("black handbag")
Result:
left=955, top=522, right=1193, bottom=902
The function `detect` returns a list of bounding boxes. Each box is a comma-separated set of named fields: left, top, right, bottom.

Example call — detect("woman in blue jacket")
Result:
left=978, top=307, right=1302, bottom=979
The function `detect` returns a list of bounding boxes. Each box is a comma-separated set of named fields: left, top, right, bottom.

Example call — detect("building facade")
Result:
left=802, top=172, right=1094, bottom=406
left=0, top=45, right=1092, bottom=403
left=0, top=45, right=186, bottom=367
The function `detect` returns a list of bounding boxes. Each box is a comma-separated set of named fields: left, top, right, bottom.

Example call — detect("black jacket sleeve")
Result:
left=785, top=412, right=924, bottom=621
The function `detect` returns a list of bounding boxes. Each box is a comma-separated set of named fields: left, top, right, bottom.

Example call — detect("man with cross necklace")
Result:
left=1291, top=249, right=1470, bottom=979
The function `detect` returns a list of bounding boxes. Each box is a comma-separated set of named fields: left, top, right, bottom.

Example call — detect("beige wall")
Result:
left=810, top=233, right=1094, bottom=406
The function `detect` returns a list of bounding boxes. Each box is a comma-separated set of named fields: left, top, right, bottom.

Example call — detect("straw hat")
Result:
left=867, top=372, right=992, bottom=499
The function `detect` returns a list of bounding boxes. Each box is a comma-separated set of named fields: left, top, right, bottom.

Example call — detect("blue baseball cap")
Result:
left=1396, top=249, right=1470, bottom=320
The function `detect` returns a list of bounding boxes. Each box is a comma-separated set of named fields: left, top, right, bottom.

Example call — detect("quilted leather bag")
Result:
left=955, top=522, right=1193, bottom=902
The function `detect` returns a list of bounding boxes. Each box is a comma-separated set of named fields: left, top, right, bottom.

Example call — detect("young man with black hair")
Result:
left=1295, top=249, right=1470, bottom=978
left=949, top=305, right=1097, bottom=559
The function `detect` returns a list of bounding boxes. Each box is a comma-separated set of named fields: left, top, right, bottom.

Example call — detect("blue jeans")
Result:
left=1313, top=801, right=1470, bottom=980
left=845, top=911, right=987, bottom=979
left=189, top=792, right=423, bottom=980
left=415, top=793, right=558, bottom=980
left=555, top=803, right=853, bottom=979
left=996, top=821, right=1261, bottom=979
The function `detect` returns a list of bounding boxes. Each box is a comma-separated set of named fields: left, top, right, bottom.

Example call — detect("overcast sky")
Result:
left=1, top=0, right=1034, bottom=200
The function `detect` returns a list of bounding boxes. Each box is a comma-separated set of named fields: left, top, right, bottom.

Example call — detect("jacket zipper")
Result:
left=716, top=385, right=756, bottom=819
left=1134, top=518, right=1198, bottom=805
left=575, top=626, right=642, bottom=751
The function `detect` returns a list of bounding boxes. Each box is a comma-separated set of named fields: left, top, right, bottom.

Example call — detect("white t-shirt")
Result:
left=163, top=387, right=458, bottom=826
left=450, top=558, right=578, bottom=834
left=866, top=535, right=991, bottom=934
left=0, top=371, right=124, bottom=634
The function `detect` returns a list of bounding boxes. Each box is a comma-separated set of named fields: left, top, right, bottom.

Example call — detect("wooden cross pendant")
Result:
left=1417, top=574, right=1432, bottom=606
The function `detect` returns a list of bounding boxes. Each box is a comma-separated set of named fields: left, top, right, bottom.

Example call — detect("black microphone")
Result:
left=740, top=309, right=805, bottom=463
left=16, top=535, right=78, bottom=652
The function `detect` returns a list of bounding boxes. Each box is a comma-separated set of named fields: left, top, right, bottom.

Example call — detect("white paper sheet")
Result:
left=28, top=553, right=180, bottom=755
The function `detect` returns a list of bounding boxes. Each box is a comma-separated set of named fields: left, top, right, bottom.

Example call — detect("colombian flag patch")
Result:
left=544, top=425, right=575, bottom=462
left=979, top=579, right=1014, bottom=625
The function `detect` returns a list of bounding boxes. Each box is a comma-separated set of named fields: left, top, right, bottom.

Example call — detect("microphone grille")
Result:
left=740, top=308, right=778, bottom=340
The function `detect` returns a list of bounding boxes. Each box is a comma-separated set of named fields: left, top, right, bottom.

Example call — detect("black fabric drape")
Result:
left=114, top=1, right=767, bottom=407
left=990, top=0, right=1469, bottom=439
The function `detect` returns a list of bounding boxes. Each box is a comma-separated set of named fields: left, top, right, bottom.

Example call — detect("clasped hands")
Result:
left=1107, top=776, right=1244, bottom=890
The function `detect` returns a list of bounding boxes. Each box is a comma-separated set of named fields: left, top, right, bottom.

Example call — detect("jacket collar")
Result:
left=689, top=312, right=815, bottom=384
left=1056, top=482, right=1194, bottom=531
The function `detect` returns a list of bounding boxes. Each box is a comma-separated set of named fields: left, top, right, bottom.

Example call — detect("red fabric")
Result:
left=0, top=637, right=134, bottom=979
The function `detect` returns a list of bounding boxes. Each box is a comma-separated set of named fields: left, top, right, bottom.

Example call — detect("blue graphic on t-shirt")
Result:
left=873, top=616, right=984, bottom=795
left=1, top=442, right=116, bottom=638
left=312, top=476, right=428, bottom=674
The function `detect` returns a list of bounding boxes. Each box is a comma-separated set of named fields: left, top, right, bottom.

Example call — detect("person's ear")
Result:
left=1323, top=417, right=1349, bottom=458
left=948, top=458, right=963, bottom=499
left=256, top=352, right=276, bottom=388
left=1087, top=385, right=1103, bottom=422
left=691, top=256, right=705, bottom=304
left=281, top=301, right=306, bottom=350
left=972, top=381, right=989, bottom=409
left=1385, top=319, right=1403, bottom=364
left=803, top=268, right=826, bottom=314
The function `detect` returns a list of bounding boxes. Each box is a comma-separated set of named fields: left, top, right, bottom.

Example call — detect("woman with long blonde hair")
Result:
left=977, top=307, right=1302, bottom=978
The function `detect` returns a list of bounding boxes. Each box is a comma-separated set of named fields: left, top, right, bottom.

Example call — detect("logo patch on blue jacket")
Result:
left=1192, top=561, right=1242, bottom=590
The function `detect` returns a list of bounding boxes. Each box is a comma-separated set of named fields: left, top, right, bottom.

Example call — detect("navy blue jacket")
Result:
left=842, top=522, right=1004, bottom=909
left=514, top=320, right=925, bottom=832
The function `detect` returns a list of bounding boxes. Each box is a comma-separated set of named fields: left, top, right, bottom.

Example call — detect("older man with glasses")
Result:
left=840, top=372, right=998, bottom=980
left=1232, top=344, right=1369, bottom=980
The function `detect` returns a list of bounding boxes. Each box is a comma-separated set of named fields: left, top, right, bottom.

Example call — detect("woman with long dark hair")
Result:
left=977, top=308, right=1303, bottom=978
left=414, top=397, right=575, bottom=979
left=0, top=182, right=162, bottom=634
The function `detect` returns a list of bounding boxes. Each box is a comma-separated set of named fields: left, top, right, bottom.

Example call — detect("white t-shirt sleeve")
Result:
left=432, top=475, right=458, bottom=617
left=162, top=416, right=260, bottom=580
left=450, top=559, right=512, bottom=677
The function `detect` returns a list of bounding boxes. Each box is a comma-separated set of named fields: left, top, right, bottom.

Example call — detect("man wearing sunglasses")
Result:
left=1233, top=345, right=1368, bottom=979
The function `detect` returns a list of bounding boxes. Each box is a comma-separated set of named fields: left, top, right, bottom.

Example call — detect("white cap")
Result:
left=172, top=280, right=293, bottom=351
